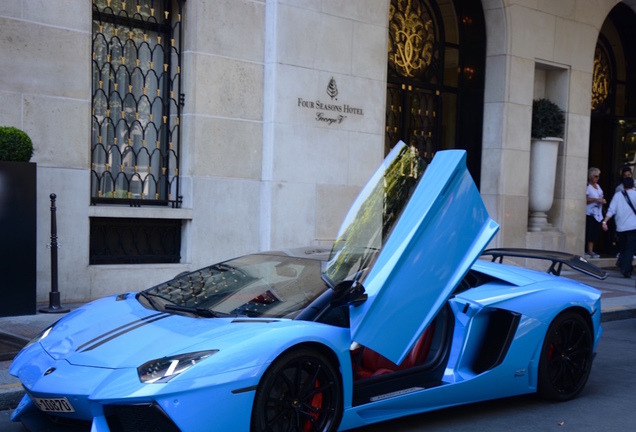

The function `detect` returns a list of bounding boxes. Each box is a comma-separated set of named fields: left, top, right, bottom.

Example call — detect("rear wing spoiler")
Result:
left=482, top=248, right=608, bottom=280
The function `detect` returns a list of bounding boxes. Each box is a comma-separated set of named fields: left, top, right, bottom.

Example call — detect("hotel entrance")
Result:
left=588, top=3, right=636, bottom=256
left=384, top=0, right=486, bottom=187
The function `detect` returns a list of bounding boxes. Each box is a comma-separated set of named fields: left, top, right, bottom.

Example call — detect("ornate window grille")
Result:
left=592, top=36, right=614, bottom=114
left=91, top=0, right=183, bottom=207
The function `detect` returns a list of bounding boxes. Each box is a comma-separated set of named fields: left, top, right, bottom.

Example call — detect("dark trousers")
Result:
left=618, top=229, right=636, bottom=276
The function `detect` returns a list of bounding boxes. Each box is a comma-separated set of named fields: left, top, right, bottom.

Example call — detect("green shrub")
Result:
left=531, top=99, right=565, bottom=139
left=0, top=126, right=34, bottom=162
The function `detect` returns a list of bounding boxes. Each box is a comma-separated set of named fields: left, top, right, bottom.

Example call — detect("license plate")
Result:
left=33, top=397, right=75, bottom=413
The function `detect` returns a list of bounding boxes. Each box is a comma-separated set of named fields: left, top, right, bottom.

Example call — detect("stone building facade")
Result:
left=1, top=0, right=635, bottom=303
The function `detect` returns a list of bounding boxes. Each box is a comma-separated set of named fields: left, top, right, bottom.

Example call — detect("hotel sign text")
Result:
left=297, top=78, right=365, bottom=125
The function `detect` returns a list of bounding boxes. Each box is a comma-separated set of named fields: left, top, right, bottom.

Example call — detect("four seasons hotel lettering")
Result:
left=297, top=77, right=365, bottom=125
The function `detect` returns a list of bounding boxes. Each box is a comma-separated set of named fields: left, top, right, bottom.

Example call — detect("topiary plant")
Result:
left=0, top=126, right=34, bottom=162
left=531, top=98, right=565, bottom=139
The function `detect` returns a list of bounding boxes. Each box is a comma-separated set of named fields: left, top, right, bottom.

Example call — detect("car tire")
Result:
left=251, top=347, right=343, bottom=432
left=537, top=310, right=594, bottom=401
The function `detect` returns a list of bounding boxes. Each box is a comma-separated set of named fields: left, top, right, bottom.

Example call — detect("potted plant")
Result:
left=531, top=98, right=565, bottom=139
left=528, top=99, right=565, bottom=232
left=0, top=126, right=34, bottom=162
left=0, top=126, right=37, bottom=316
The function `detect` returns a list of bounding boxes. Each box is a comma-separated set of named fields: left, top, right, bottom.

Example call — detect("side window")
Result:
left=91, top=0, right=183, bottom=207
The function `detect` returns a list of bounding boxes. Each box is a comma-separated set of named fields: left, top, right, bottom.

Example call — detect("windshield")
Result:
left=144, top=254, right=326, bottom=318
left=323, top=144, right=426, bottom=287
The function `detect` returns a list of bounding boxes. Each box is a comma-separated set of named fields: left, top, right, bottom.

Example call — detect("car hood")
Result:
left=326, top=143, right=498, bottom=365
left=36, top=295, right=277, bottom=368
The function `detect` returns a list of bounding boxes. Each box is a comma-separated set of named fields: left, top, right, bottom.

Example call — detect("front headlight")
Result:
left=21, top=323, right=55, bottom=351
left=137, top=350, right=218, bottom=384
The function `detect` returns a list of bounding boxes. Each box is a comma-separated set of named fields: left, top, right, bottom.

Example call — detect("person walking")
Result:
left=615, top=165, right=633, bottom=193
left=615, top=166, right=634, bottom=266
left=586, top=167, right=606, bottom=258
left=602, top=177, right=636, bottom=278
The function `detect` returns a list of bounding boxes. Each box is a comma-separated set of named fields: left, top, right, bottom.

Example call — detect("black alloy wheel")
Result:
left=537, top=311, right=594, bottom=401
left=251, top=348, right=342, bottom=432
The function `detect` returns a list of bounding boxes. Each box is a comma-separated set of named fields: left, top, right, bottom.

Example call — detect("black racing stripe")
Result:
left=78, top=313, right=170, bottom=353
left=81, top=314, right=171, bottom=352
left=76, top=312, right=170, bottom=352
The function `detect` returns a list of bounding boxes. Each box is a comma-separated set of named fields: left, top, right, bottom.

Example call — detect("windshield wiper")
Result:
left=164, top=303, right=221, bottom=318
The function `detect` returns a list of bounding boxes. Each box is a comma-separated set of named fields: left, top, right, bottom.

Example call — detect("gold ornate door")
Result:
left=385, top=0, right=486, bottom=184
left=386, top=0, right=443, bottom=161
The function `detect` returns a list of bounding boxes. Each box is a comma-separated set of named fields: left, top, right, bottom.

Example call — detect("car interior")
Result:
left=350, top=303, right=454, bottom=406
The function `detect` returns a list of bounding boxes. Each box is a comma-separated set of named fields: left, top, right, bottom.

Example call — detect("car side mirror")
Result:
left=331, top=280, right=368, bottom=307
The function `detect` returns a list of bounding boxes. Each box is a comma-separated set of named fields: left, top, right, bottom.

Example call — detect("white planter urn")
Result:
left=528, top=137, right=562, bottom=232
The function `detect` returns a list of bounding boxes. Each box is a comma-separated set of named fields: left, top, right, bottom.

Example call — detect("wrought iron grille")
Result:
left=91, top=0, right=184, bottom=207
left=592, top=35, right=614, bottom=114
left=90, top=217, right=182, bottom=264
left=386, top=0, right=443, bottom=161
left=386, top=84, right=438, bottom=160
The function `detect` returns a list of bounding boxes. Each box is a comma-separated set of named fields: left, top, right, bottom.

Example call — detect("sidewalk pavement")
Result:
left=2, top=261, right=635, bottom=412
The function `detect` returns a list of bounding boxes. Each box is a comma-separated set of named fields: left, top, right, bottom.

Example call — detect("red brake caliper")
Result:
left=303, top=379, right=322, bottom=432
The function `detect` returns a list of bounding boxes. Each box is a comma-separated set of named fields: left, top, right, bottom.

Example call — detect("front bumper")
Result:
left=11, top=347, right=259, bottom=432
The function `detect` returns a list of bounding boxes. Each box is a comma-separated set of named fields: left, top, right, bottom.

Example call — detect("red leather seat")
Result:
left=354, top=323, right=435, bottom=380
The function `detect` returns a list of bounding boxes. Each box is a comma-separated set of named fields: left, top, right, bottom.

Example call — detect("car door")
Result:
left=325, top=142, right=498, bottom=365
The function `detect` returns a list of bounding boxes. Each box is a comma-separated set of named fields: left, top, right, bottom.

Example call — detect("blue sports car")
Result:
left=10, top=143, right=604, bottom=431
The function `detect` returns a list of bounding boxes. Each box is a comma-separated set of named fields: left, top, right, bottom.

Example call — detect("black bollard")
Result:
left=39, top=193, right=70, bottom=313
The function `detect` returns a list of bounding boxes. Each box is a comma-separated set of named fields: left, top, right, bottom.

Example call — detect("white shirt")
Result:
left=586, top=184, right=604, bottom=222
left=606, top=188, right=636, bottom=232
